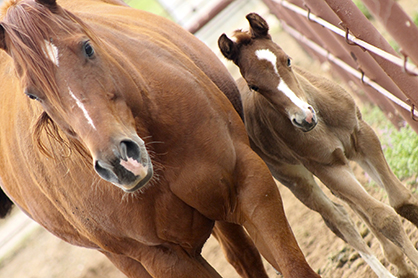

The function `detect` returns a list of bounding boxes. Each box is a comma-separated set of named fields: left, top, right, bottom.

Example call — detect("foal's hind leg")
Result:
left=212, top=221, right=269, bottom=278
left=268, top=163, right=396, bottom=278
left=347, top=208, right=417, bottom=278
left=353, top=120, right=418, bottom=226
left=313, top=162, right=418, bottom=271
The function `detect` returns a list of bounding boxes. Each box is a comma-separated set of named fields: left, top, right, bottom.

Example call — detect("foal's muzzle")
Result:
left=291, top=106, right=318, bottom=132
left=94, top=137, right=153, bottom=192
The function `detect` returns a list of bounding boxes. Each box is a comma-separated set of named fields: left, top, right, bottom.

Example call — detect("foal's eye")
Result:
left=249, top=85, right=259, bottom=92
left=83, top=41, right=95, bottom=58
left=287, top=58, right=291, bottom=67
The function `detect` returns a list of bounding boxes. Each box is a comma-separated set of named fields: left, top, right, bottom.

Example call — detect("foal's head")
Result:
left=0, top=0, right=153, bottom=192
left=218, top=13, right=317, bottom=132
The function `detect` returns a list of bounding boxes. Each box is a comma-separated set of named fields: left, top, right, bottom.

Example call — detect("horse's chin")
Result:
left=118, top=166, right=154, bottom=193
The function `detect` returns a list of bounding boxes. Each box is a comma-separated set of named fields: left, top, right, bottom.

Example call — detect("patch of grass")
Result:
left=383, top=124, right=418, bottom=180
left=361, top=104, right=418, bottom=182
left=413, top=12, right=418, bottom=27
left=353, top=0, right=373, bottom=20
left=125, top=0, right=170, bottom=18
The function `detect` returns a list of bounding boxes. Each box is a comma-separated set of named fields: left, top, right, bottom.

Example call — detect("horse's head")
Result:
left=218, top=13, right=317, bottom=132
left=0, top=0, right=153, bottom=192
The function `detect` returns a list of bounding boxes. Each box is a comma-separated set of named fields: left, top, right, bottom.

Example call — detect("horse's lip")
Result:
left=120, top=166, right=153, bottom=193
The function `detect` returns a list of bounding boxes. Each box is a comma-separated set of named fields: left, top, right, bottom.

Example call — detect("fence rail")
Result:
left=261, top=0, right=418, bottom=133
left=186, top=0, right=418, bottom=133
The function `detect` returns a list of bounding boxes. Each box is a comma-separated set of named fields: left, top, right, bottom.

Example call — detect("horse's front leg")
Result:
left=232, top=146, right=320, bottom=278
left=102, top=251, right=153, bottom=278
left=132, top=243, right=222, bottom=278
left=353, top=120, right=418, bottom=227
left=212, top=221, right=269, bottom=278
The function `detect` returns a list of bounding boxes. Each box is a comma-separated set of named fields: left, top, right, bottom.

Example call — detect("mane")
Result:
left=1, top=0, right=96, bottom=162
left=232, top=29, right=253, bottom=46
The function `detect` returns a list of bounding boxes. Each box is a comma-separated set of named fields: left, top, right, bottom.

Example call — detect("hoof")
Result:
left=395, top=204, right=418, bottom=228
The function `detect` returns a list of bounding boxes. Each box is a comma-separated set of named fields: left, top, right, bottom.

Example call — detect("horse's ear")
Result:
left=246, top=13, right=270, bottom=39
left=0, top=24, right=7, bottom=52
left=218, top=33, right=239, bottom=62
left=35, top=0, right=57, bottom=6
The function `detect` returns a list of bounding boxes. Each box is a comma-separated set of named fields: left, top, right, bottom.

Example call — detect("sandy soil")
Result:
left=1, top=172, right=417, bottom=278
left=0, top=1, right=417, bottom=278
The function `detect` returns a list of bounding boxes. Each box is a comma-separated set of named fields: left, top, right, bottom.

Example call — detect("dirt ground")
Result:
left=1, top=173, right=417, bottom=278
left=0, top=1, right=418, bottom=278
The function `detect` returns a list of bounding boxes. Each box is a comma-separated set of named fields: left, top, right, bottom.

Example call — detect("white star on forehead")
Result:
left=43, top=40, right=59, bottom=66
left=255, top=48, right=278, bottom=75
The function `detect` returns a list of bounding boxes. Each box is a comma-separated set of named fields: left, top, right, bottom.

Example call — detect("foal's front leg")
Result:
left=353, top=120, right=418, bottom=227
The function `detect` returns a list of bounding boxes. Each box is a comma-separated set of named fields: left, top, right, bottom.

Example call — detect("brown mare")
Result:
left=219, top=13, right=418, bottom=278
left=0, top=1, right=322, bottom=277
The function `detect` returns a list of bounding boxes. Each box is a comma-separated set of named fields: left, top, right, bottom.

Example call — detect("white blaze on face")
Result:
left=255, top=48, right=310, bottom=112
left=68, top=86, right=96, bottom=130
left=43, top=40, right=59, bottom=66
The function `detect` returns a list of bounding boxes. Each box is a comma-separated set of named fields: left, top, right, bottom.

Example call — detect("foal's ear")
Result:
left=246, top=13, right=270, bottom=39
left=218, top=33, right=239, bottom=62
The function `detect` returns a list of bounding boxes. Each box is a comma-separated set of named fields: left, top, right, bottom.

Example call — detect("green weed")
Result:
left=362, top=104, right=418, bottom=182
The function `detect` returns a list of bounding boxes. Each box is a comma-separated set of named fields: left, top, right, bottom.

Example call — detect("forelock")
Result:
left=232, top=29, right=252, bottom=46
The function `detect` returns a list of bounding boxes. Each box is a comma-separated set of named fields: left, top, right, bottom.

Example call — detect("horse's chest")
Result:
left=111, top=189, right=213, bottom=249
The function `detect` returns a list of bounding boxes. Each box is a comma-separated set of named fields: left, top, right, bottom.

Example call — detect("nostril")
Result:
left=120, top=140, right=141, bottom=161
left=95, top=160, right=118, bottom=183
left=308, top=106, right=314, bottom=113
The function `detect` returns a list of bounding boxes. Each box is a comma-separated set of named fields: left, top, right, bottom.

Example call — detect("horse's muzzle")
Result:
left=94, top=138, right=153, bottom=192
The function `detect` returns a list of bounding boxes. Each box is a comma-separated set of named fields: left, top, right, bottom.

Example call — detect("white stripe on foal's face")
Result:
left=43, top=40, right=59, bottom=66
left=255, top=49, right=308, bottom=111
left=68, top=87, right=97, bottom=130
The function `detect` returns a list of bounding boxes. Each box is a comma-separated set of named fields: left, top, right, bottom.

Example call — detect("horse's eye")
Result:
left=83, top=41, right=95, bottom=58
left=25, top=92, right=39, bottom=101
left=287, top=58, right=291, bottom=67
left=249, top=85, right=259, bottom=92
